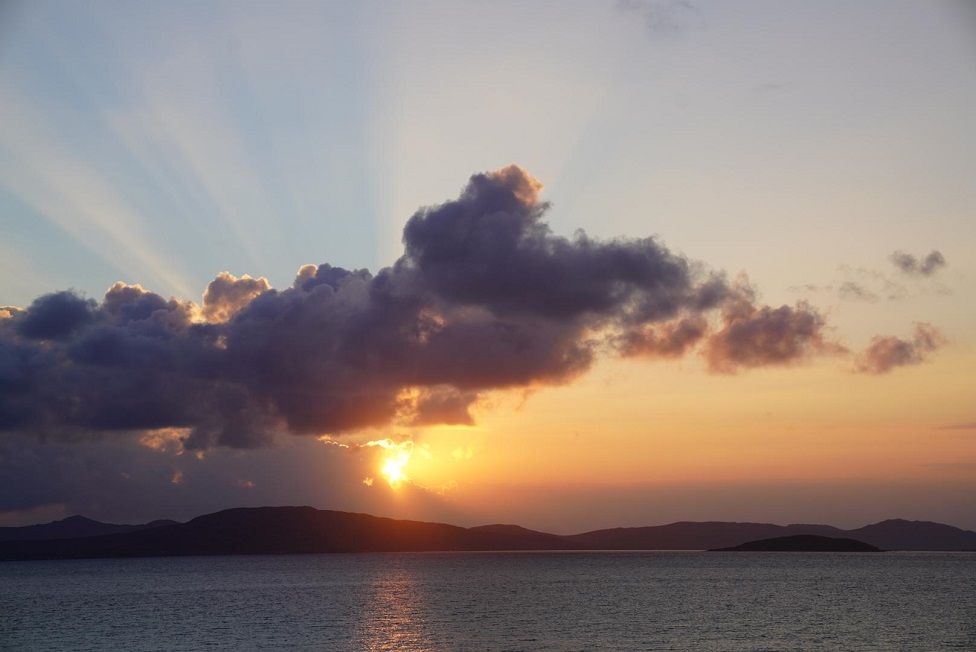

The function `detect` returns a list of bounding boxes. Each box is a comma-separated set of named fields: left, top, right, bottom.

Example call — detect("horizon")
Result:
left=12, top=505, right=975, bottom=536
left=2, top=0, right=974, bottom=535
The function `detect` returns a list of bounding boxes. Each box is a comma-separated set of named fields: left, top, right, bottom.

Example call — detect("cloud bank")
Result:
left=0, top=166, right=924, bottom=451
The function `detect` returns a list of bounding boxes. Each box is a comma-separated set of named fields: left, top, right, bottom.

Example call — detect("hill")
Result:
left=1, top=508, right=974, bottom=560
left=562, top=521, right=843, bottom=550
left=0, top=515, right=177, bottom=542
left=564, top=519, right=976, bottom=551
left=0, top=507, right=576, bottom=561
left=713, top=534, right=881, bottom=552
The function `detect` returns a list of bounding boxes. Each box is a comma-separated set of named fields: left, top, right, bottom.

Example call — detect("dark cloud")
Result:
left=0, top=165, right=955, bottom=526
left=703, top=292, right=841, bottom=374
left=855, top=323, right=946, bottom=374
left=615, top=316, right=707, bottom=358
left=0, top=165, right=888, bottom=451
left=15, top=291, right=96, bottom=340
left=890, top=250, right=946, bottom=277
left=410, top=388, right=478, bottom=426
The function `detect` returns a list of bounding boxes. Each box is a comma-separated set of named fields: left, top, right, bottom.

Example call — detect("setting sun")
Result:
left=367, top=439, right=414, bottom=488
left=381, top=454, right=408, bottom=487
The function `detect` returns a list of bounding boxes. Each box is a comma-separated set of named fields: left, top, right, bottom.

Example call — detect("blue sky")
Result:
left=2, top=0, right=973, bottom=323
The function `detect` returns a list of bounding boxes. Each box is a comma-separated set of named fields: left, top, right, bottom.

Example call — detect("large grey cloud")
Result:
left=0, top=166, right=878, bottom=450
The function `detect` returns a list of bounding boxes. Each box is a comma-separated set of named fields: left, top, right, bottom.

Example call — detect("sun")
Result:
left=381, top=453, right=409, bottom=487
left=370, top=439, right=413, bottom=488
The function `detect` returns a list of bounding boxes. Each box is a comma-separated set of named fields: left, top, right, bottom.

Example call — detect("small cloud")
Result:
left=619, top=0, right=703, bottom=35
left=890, top=250, right=946, bottom=277
left=704, top=294, right=844, bottom=373
left=855, top=323, right=946, bottom=374
left=170, top=470, right=183, bottom=485
left=788, top=283, right=829, bottom=294
left=918, top=461, right=976, bottom=471
left=362, top=477, right=374, bottom=487
left=753, top=82, right=789, bottom=94
left=837, top=281, right=879, bottom=303
left=939, top=422, right=976, bottom=430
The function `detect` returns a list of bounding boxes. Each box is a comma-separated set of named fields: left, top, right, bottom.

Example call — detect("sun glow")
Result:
left=381, top=451, right=410, bottom=487
left=365, top=439, right=414, bottom=488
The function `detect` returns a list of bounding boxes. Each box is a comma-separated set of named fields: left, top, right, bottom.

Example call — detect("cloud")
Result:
left=855, top=323, right=946, bottom=374
left=939, top=422, right=976, bottom=431
left=836, top=281, right=879, bottom=303
left=614, top=316, right=707, bottom=358
left=15, top=292, right=97, bottom=340
left=890, top=250, right=946, bottom=277
left=619, top=0, right=703, bottom=35
left=202, top=272, right=271, bottom=323
left=791, top=279, right=880, bottom=303
left=792, top=254, right=954, bottom=304
left=703, top=290, right=842, bottom=374
left=0, top=165, right=863, bottom=450
left=410, top=388, right=478, bottom=426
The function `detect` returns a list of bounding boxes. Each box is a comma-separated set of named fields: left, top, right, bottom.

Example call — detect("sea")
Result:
left=1, top=551, right=974, bottom=651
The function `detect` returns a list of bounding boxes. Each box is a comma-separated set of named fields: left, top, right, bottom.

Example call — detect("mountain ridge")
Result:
left=0, top=515, right=178, bottom=542
left=1, top=508, right=974, bottom=560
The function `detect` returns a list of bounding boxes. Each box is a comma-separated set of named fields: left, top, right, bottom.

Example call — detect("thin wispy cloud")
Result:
left=618, top=0, right=703, bottom=35
left=791, top=252, right=952, bottom=304
left=939, top=422, right=976, bottom=431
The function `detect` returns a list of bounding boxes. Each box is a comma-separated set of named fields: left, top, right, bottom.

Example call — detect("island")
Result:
left=712, top=534, right=881, bottom=552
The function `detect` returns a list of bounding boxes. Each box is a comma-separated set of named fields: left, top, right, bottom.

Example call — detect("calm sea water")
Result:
left=1, top=552, right=974, bottom=651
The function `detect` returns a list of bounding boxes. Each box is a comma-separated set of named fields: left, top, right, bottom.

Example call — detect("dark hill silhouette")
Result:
left=714, top=534, right=881, bottom=552
left=0, top=507, right=582, bottom=561
left=0, top=515, right=177, bottom=542
left=563, top=519, right=976, bottom=551
left=844, top=519, right=976, bottom=551
left=562, top=521, right=844, bottom=550
left=1, top=507, right=974, bottom=561
left=466, top=524, right=566, bottom=548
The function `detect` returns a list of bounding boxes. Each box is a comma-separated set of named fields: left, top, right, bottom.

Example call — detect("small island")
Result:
left=712, top=534, right=882, bottom=552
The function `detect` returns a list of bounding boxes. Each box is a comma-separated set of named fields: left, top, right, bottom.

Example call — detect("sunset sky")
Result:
left=1, top=0, right=973, bottom=531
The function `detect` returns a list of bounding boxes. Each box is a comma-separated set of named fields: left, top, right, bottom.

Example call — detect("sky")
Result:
left=0, top=0, right=974, bottom=531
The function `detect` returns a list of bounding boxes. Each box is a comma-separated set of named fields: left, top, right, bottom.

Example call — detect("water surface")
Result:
left=2, top=551, right=974, bottom=650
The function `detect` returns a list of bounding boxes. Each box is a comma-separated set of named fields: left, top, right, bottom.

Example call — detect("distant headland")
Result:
left=1, top=507, right=974, bottom=561
left=712, top=534, right=881, bottom=552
